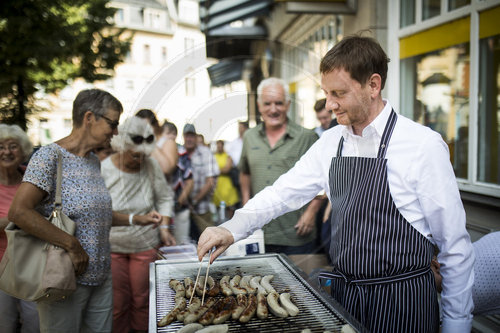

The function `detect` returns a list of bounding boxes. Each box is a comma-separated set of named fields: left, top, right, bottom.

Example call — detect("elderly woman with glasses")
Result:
left=101, top=116, right=175, bottom=333
left=0, top=124, right=39, bottom=333
left=8, top=89, right=160, bottom=333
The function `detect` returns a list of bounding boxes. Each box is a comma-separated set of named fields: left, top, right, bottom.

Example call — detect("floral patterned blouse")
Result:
left=23, top=143, right=112, bottom=286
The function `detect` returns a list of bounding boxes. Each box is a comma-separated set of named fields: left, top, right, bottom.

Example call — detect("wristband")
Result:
left=129, top=214, right=134, bottom=225
left=159, top=225, right=173, bottom=230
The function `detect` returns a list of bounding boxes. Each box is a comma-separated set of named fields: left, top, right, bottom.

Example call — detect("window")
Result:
left=130, top=7, right=143, bottom=25
left=115, top=8, right=124, bottom=24
left=422, top=0, right=441, bottom=20
left=478, top=35, right=500, bottom=185
left=448, top=0, right=470, bottom=11
left=401, top=43, right=470, bottom=178
left=400, top=0, right=415, bottom=28
left=143, top=44, right=151, bottom=64
left=398, top=5, right=500, bottom=195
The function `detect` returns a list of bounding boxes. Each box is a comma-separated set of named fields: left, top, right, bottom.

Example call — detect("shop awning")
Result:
left=199, top=0, right=272, bottom=33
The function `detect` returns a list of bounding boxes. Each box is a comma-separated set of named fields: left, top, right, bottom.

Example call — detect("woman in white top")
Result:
left=101, top=116, right=175, bottom=333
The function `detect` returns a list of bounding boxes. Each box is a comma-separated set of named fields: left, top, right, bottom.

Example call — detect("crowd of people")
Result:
left=0, top=34, right=498, bottom=333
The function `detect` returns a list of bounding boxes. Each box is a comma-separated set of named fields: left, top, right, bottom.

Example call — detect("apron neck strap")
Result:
left=336, top=109, right=398, bottom=159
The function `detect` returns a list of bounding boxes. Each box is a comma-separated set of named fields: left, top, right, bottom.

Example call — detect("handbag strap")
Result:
left=54, top=149, right=63, bottom=208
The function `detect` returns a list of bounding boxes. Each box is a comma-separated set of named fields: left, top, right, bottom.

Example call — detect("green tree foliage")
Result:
left=0, top=0, right=131, bottom=129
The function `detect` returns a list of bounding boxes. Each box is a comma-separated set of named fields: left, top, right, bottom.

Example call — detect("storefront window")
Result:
left=401, top=43, right=470, bottom=178
left=449, top=0, right=470, bottom=11
left=422, top=0, right=441, bottom=20
left=478, top=34, right=500, bottom=185
left=400, top=0, right=415, bottom=28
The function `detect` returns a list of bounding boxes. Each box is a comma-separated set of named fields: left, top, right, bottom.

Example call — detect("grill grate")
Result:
left=150, top=254, right=360, bottom=332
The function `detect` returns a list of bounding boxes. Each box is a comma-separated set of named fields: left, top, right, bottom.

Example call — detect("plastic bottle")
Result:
left=219, top=201, right=226, bottom=224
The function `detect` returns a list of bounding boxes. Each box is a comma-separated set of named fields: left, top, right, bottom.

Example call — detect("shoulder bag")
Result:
left=0, top=149, right=77, bottom=302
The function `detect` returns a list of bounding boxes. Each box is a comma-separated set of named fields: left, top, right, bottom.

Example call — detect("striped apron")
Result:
left=319, top=111, right=439, bottom=333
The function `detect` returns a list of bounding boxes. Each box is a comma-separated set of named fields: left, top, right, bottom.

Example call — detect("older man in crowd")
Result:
left=238, top=77, right=321, bottom=255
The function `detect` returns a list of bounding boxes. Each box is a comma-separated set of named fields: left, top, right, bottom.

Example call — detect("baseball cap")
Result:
left=183, top=123, right=196, bottom=134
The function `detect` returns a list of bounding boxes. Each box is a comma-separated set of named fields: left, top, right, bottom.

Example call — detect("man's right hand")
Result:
left=197, top=226, right=234, bottom=264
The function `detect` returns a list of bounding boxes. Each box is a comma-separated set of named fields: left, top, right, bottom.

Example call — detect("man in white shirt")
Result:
left=197, top=35, right=474, bottom=333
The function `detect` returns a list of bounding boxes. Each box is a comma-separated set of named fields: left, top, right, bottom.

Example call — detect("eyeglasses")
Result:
left=130, top=135, right=154, bottom=145
left=100, top=115, right=119, bottom=130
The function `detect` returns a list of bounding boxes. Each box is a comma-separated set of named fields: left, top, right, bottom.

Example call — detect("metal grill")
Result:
left=149, top=253, right=362, bottom=332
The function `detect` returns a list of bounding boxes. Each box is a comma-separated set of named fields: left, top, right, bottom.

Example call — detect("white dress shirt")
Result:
left=222, top=100, right=474, bottom=332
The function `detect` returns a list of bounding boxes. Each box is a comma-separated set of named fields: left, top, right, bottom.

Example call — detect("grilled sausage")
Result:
left=239, top=294, right=257, bottom=323
left=198, top=298, right=226, bottom=325
left=183, top=297, right=216, bottom=324
left=250, top=276, right=267, bottom=295
left=158, top=297, right=186, bottom=327
left=169, top=279, right=186, bottom=298
left=212, top=296, right=237, bottom=324
left=267, top=291, right=288, bottom=318
left=229, top=275, right=247, bottom=295
left=231, top=294, right=247, bottom=320
left=184, top=277, right=195, bottom=299
left=176, top=323, right=203, bottom=333
left=256, top=293, right=268, bottom=319
left=206, top=276, right=220, bottom=297
left=240, top=275, right=256, bottom=294
left=261, top=275, right=276, bottom=294
left=279, top=292, right=299, bottom=316
left=196, top=324, right=229, bottom=333
left=177, top=297, right=201, bottom=321
left=220, top=275, right=233, bottom=296
left=195, top=276, right=206, bottom=297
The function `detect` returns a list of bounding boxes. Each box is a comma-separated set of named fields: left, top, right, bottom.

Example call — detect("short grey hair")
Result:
left=72, top=89, right=123, bottom=127
left=257, top=77, right=290, bottom=104
left=0, top=124, right=33, bottom=162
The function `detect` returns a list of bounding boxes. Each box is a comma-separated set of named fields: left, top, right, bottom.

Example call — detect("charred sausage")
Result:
left=229, top=275, right=247, bottom=295
left=220, top=275, right=233, bottom=296
left=184, top=277, right=194, bottom=299
left=158, top=297, right=186, bottom=327
left=212, top=296, right=237, bottom=324
left=169, top=279, right=186, bottom=298
left=176, top=297, right=201, bottom=321
left=239, top=294, right=257, bottom=323
left=198, top=298, right=226, bottom=325
left=231, top=294, right=247, bottom=320
left=183, top=297, right=216, bottom=324
left=256, top=293, right=268, bottom=319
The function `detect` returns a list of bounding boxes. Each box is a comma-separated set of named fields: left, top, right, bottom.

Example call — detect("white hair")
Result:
left=256, top=77, right=290, bottom=104
left=110, top=116, right=156, bottom=155
left=0, top=124, right=33, bottom=162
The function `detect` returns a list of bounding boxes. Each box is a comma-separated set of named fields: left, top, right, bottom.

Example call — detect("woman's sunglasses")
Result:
left=130, top=134, right=154, bottom=145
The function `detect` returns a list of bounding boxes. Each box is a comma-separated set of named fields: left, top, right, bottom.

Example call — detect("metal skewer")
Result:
left=201, top=248, right=213, bottom=306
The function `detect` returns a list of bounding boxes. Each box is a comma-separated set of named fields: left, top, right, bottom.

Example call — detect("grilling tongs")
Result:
left=189, top=247, right=214, bottom=306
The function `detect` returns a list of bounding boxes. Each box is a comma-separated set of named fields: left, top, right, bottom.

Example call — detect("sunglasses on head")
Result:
left=130, top=134, right=154, bottom=145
